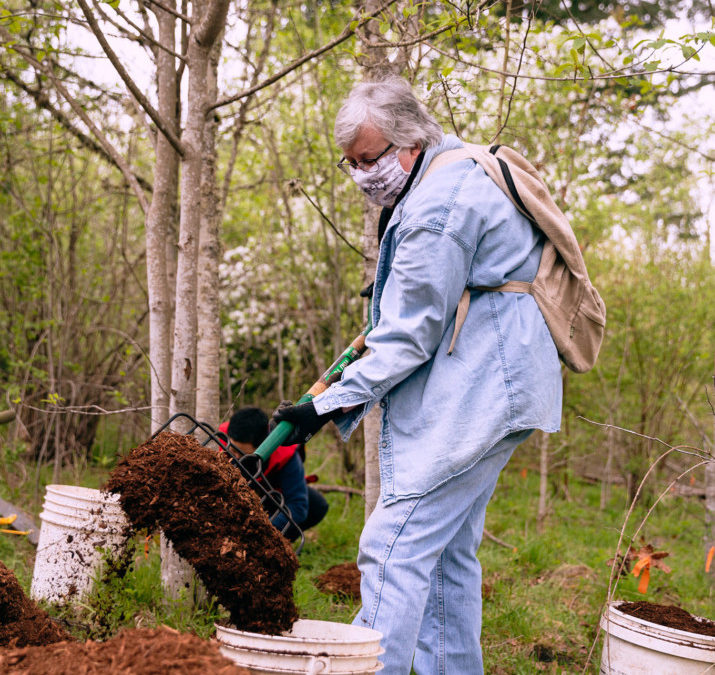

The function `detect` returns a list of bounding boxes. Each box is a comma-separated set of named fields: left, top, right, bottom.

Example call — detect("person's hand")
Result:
left=271, top=401, right=339, bottom=444
left=268, top=400, right=293, bottom=432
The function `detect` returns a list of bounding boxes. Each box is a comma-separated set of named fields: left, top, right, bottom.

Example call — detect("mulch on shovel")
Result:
left=617, top=601, right=715, bottom=637
left=104, top=431, right=299, bottom=634
left=315, top=562, right=361, bottom=600
left=0, top=626, right=251, bottom=674
left=0, top=561, right=72, bottom=648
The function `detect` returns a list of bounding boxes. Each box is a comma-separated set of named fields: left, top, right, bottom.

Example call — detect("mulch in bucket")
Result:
left=0, top=560, right=72, bottom=648
left=104, top=431, right=299, bottom=634
left=0, top=626, right=252, bottom=674
left=617, top=601, right=715, bottom=637
left=315, top=562, right=361, bottom=600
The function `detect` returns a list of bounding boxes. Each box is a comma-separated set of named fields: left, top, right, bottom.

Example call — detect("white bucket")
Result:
left=600, top=601, right=715, bottom=674
left=215, top=619, right=384, bottom=674
left=31, top=484, right=129, bottom=604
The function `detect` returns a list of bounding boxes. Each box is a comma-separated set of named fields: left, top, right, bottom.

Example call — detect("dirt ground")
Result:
left=0, top=561, right=72, bottom=648
left=0, top=627, right=251, bottom=674
left=315, top=561, right=361, bottom=600
left=104, top=430, right=299, bottom=634
left=618, top=600, right=715, bottom=636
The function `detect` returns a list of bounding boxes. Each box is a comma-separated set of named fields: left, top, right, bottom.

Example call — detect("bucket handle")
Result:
left=307, top=656, right=330, bottom=674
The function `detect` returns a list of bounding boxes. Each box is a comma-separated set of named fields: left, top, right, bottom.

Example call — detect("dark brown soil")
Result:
left=315, top=562, right=361, bottom=600
left=0, top=561, right=73, bottom=648
left=104, top=431, right=299, bottom=634
left=618, top=601, right=715, bottom=637
left=0, top=627, right=251, bottom=674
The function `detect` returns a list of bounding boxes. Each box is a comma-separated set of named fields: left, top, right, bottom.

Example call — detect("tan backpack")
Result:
left=422, top=143, right=606, bottom=373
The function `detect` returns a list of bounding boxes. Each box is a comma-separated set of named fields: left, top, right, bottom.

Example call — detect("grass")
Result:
left=0, top=441, right=712, bottom=673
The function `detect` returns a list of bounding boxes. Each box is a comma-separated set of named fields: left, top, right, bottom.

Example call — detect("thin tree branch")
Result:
left=0, top=66, right=153, bottom=193
left=144, top=0, right=193, bottom=25
left=314, top=484, right=364, bottom=496
left=297, top=184, right=367, bottom=259
left=483, top=528, right=516, bottom=549
left=95, top=0, right=188, bottom=63
left=210, top=0, right=400, bottom=112
left=0, top=28, right=150, bottom=212
left=76, top=0, right=185, bottom=157
left=427, top=39, right=714, bottom=83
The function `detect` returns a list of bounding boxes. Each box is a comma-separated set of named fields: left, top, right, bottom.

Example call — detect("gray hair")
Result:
left=334, top=76, right=443, bottom=151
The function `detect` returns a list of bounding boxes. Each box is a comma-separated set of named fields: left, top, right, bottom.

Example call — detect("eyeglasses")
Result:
left=337, top=143, right=394, bottom=175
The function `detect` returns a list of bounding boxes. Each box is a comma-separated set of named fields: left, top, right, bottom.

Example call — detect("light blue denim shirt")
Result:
left=313, top=134, right=562, bottom=503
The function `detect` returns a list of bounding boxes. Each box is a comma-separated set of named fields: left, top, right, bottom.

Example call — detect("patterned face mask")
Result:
left=350, top=150, right=410, bottom=207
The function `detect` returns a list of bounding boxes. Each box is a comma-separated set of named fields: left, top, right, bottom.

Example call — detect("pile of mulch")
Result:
left=0, top=561, right=72, bottom=648
left=0, top=627, right=251, bottom=674
left=618, top=601, right=715, bottom=637
left=104, top=431, right=299, bottom=634
left=315, top=562, right=361, bottom=600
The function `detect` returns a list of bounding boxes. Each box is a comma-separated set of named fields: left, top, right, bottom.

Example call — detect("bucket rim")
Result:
left=604, top=601, right=715, bottom=647
left=45, top=484, right=122, bottom=504
left=216, top=618, right=383, bottom=644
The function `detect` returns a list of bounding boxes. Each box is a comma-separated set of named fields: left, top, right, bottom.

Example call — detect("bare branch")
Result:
left=193, top=0, right=230, bottom=48
left=95, top=0, right=188, bottom=63
left=0, top=27, right=150, bottom=212
left=0, top=65, right=153, bottom=193
left=210, top=0, right=400, bottom=112
left=427, top=39, right=714, bottom=84
left=144, top=0, right=193, bottom=25
left=297, top=183, right=367, bottom=259
left=76, top=0, right=185, bottom=157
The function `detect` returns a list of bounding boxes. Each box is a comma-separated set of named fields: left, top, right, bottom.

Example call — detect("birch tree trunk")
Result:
left=146, top=3, right=180, bottom=432
left=169, top=0, right=230, bottom=430
left=358, top=0, right=415, bottom=520
left=195, top=38, right=223, bottom=426
left=707, top=358, right=715, bottom=585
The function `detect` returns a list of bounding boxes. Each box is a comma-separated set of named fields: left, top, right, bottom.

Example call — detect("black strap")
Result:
left=490, top=148, right=535, bottom=223
left=377, top=150, right=426, bottom=244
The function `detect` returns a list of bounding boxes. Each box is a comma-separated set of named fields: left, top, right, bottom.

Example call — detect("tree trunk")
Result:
left=195, top=37, right=223, bottom=426
left=169, top=0, right=230, bottom=430
left=537, top=430, right=549, bottom=531
left=362, top=199, right=382, bottom=519
left=707, top=357, right=715, bottom=583
left=357, top=0, right=412, bottom=520
left=146, top=3, right=179, bottom=432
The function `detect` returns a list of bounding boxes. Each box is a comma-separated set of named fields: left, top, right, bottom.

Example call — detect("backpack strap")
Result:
left=422, top=147, right=540, bottom=354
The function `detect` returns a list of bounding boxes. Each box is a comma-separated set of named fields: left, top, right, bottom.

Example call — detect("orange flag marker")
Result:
left=632, top=555, right=652, bottom=594
left=706, top=546, right=714, bottom=573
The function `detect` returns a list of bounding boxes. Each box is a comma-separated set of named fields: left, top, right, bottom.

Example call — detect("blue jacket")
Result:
left=312, top=134, right=562, bottom=504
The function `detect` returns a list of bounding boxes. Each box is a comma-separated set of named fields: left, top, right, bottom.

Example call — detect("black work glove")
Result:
left=272, top=400, right=340, bottom=444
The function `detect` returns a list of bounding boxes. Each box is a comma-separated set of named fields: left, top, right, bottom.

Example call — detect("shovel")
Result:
left=254, top=319, right=372, bottom=463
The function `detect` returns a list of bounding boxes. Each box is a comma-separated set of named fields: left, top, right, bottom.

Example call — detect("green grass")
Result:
left=1, top=447, right=712, bottom=673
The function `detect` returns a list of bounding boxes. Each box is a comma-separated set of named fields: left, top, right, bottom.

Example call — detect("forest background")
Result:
left=0, top=1, right=714, bottom=665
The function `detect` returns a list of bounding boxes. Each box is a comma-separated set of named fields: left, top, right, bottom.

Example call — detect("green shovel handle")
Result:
left=254, top=321, right=372, bottom=463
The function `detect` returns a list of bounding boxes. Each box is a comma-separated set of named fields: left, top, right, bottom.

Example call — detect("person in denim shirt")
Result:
left=275, top=77, right=562, bottom=674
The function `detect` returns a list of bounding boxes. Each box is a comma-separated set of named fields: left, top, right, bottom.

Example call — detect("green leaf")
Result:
left=680, top=44, right=697, bottom=59
left=643, top=60, right=660, bottom=71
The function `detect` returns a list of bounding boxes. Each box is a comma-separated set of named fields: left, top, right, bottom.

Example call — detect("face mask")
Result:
left=350, top=151, right=410, bottom=207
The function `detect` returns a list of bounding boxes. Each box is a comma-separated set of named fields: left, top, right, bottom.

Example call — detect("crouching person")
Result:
left=219, top=406, right=329, bottom=541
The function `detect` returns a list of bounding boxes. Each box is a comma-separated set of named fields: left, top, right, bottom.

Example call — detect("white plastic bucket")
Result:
left=600, top=601, right=715, bottom=674
left=31, top=484, right=129, bottom=603
left=215, top=619, right=384, bottom=674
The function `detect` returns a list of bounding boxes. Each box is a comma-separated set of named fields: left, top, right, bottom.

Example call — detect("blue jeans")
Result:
left=353, top=430, right=531, bottom=674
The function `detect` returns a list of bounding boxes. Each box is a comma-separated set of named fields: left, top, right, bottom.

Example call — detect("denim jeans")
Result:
left=353, top=430, right=532, bottom=674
